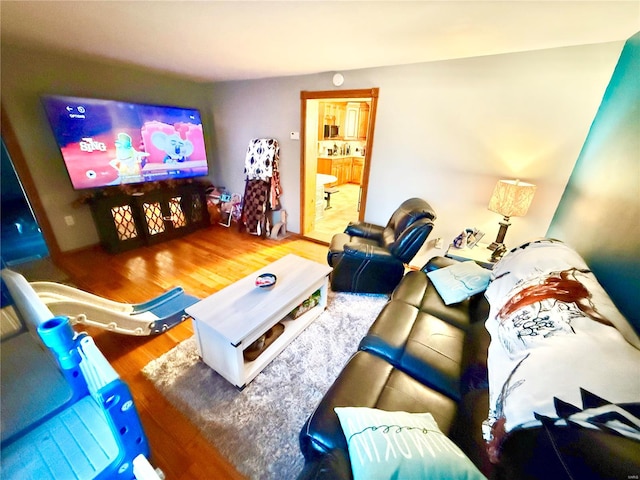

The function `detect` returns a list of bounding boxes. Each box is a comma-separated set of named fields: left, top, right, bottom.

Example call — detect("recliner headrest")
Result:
left=387, top=198, right=437, bottom=239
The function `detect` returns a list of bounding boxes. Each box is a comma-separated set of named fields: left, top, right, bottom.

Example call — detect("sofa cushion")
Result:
left=390, top=270, right=472, bottom=330
left=358, top=300, right=465, bottom=399
left=299, top=350, right=457, bottom=460
left=450, top=387, right=493, bottom=477
left=334, top=407, right=486, bottom=480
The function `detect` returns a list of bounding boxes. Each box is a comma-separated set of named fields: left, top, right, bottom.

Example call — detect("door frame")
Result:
left=1, top=104, right=61, bottom=261
left=299, top=88, right=379, bottom=238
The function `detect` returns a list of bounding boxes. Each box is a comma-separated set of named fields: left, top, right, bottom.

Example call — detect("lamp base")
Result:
left=487, top=241, right=500, bottom=251
left=487, top=217, right=511, bottom=255
left=490, top=243, right=507, bottom=261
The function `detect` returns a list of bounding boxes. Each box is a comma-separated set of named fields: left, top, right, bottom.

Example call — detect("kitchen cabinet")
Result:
left=317, top=158, right=334, bottom=186
left=331, top=158, right=350, bottom=186
left=351, top=157, right=365, bottom=185
left=336, top=104, right=346, bottom=134
left=318, top=101, right=370, bottom=140
left=318, top=157, right=349, bottom=186
left=358, top=103, right=370, bottom=139
left=344, top=103, right=360, bottom=139
left=345, top=102, right=370, bottom=140
left=318, top=156, right=365, bottom=186
left=339, top=158, right=353, bottom=185
left=318, top=102, right=349, bottom=139
left=318, top=103, right=334, bottom=139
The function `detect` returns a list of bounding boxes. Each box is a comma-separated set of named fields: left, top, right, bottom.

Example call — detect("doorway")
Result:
left=299, top=88, right=379, bottom=244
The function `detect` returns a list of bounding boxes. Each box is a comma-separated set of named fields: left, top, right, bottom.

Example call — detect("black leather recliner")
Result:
left=327, top=198, right=436, bottom=293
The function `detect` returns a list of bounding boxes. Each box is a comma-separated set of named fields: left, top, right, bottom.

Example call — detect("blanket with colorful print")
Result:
left=482, top=239, right=640, bottom=463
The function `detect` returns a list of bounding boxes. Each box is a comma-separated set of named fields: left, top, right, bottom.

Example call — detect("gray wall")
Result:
left=207, top=42, right=623, bottom=265
left=0, top=40, right=625, bottom=260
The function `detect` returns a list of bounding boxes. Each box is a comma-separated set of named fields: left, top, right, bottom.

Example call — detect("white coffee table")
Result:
left=185, top=254, right=332, bottom=388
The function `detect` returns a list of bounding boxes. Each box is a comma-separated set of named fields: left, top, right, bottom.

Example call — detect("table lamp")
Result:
left=487, top=179, right=536, bottom=260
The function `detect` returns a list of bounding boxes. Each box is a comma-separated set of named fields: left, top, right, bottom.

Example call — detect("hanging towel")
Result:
left=241, top=138, right=283, bottom=235
left=244, top=138, right=278, bottom=181
left=240, top=179, right=270, bottom=236
left=270, top=167, right=282, bottom=210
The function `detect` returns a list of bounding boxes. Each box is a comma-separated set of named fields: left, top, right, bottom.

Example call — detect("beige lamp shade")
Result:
left=488, top=180, right=536, bottom=218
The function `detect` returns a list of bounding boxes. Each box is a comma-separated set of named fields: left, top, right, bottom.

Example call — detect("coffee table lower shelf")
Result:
left=244, top=304, right=324, bottom=384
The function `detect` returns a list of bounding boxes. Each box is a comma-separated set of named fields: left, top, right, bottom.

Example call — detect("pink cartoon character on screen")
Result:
left=141, top=121, right=206, bottom=165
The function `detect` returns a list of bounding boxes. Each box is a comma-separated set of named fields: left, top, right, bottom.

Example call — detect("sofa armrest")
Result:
left=297, top=449, right=352, bottom=480
left=496, top=425, right=640, bottom=479
left=344, top=221, right=384, bottom=241
left=420, top=255, right=459, bottom=272
left=331, top=244, right=405, bottom=293
left=343, top=243, right=400, bottom=263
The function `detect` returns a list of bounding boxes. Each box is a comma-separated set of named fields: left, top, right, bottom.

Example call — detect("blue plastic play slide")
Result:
left=1, top=268, right=162, bottom=479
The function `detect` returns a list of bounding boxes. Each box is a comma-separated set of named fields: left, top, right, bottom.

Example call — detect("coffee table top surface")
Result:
left=185, top=254, right=332, bottom=344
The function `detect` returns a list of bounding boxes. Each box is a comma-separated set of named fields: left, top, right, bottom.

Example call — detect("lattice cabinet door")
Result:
left=135, top=189, right=189, bottom=245
left=89, top=194, right=147, bottom=253
left=181, top=184, right=210, bottom=231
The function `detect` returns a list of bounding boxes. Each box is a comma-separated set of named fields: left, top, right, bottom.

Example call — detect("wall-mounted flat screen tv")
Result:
left=41, top=95, right=210, bottom=190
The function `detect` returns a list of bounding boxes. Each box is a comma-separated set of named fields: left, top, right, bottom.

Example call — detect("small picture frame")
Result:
left=453, top=227, right=485, bottom=249
left=467, top=228, right=485, bottom=248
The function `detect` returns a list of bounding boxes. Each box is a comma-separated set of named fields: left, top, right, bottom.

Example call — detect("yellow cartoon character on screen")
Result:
left=109, top=133, right=149, bottom=183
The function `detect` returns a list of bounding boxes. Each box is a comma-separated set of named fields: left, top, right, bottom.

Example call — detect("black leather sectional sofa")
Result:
left=298, top=255, right=640, bottom=479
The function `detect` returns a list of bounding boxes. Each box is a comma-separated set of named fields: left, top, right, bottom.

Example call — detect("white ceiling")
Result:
left=2, top=1, right=639, bottom=83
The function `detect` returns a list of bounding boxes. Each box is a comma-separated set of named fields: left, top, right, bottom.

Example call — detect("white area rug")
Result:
left=142, top=290, right=388, bottom=480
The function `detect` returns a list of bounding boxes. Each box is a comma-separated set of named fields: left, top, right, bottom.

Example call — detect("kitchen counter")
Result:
left=316, top=174, right=338, bottom=185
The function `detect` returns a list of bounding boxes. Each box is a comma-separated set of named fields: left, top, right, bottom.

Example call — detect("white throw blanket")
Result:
left=482, top=239, right=640, bottom=459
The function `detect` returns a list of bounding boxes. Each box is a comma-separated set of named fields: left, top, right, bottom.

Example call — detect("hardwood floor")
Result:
left=52, top=226, right=329, bottom=479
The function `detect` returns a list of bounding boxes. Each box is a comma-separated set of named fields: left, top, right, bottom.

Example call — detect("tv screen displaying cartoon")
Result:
left=41, top=95, right=210, bottom=190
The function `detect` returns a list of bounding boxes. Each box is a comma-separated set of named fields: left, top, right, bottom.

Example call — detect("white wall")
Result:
left=208, top=42, right=623, bottom=265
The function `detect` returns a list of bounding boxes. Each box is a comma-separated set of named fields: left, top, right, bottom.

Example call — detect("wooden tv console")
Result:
left=89, top=183, right=209, bottom=253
